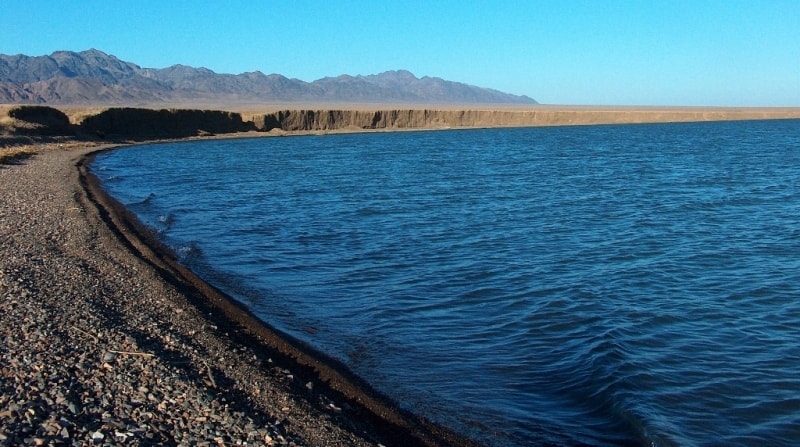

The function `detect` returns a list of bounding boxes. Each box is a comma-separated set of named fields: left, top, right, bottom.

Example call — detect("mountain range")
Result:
left=0, top=49, right=537, bottom=106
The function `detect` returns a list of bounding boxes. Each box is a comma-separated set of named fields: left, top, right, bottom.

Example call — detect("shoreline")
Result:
left=0, top=144, right=477, bottom=446
left=77, top=147, right=476, bottom=445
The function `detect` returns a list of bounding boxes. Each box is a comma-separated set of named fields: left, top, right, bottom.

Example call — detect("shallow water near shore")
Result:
left=93, top=120, right=800, bottom=446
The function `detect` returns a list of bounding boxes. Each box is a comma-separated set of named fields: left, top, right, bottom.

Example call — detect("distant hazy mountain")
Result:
left=0, top=49, right=537, bottom=105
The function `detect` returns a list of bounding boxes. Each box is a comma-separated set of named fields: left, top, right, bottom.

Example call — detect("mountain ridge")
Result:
left=0, top=49, right=537, bottom=106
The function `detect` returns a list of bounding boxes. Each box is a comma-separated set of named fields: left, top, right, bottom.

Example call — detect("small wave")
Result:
left=176, top=242, right=203, bottom=262
left=130, top=192, right=156, bottom=206
left=158, top=213, right=175, bottom=228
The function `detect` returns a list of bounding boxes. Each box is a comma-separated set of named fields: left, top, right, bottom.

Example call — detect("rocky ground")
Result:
left=0, top=145, right=468, bottom=446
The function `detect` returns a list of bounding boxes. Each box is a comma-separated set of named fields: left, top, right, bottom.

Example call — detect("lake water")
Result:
left=93, top=120, right=800, bottom=446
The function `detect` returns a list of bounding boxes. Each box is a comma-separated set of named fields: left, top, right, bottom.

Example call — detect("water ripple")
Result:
left=94, top=120, right=800, bottom=446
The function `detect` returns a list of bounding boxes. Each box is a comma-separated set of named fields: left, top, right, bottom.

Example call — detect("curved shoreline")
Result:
left=0, top=143, right=478, bottom=446
left=78, top=147, right=477, bottom=446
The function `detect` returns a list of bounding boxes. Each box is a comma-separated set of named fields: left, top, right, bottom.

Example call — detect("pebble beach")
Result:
left=0, top=145, right=469, bottom=447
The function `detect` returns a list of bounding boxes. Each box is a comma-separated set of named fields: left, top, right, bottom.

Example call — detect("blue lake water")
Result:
left=93, top=120, right=800, bottom=446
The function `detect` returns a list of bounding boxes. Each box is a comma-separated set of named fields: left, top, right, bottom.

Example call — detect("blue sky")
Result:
left=2, top=1, right=798, bottom=106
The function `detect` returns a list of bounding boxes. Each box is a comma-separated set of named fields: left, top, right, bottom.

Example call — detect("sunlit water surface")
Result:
left=94, top=120, right=800, bottom=446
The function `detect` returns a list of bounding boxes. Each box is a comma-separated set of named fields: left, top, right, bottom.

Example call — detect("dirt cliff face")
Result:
left=5, top=106, right=800, bottom=146
left=78, top=108, right=254, bottom=139
left=253, top=108, right=800, bottom=132
left=254, top=109, right=489, bottom=131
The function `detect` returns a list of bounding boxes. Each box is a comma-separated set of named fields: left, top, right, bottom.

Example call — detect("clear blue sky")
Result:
left=2, top=1, right=798, bottom=106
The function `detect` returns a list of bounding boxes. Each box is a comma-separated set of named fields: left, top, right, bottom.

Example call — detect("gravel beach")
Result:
left=0, top=145, right=472, bottom=447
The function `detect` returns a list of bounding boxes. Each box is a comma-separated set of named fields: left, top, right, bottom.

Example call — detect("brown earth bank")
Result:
left=4, top=104, right=800, bottom=150
left=251, top=106, right=800, bottom=132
